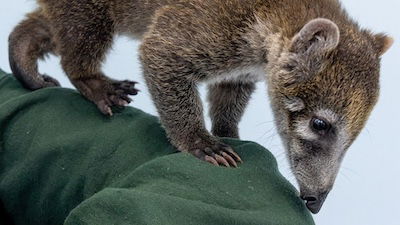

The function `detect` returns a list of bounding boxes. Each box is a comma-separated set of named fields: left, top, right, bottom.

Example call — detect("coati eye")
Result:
left=310, top=117, right=331, bottom=133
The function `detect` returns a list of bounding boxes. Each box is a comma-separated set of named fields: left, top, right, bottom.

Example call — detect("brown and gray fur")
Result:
left=9, top=0, right=393, bottom=213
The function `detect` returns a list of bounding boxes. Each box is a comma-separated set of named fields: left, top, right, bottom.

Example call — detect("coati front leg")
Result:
left=54, top=14, right=138, bottom=115
left=140, top=48, right=242, bottom=167
left=142, top=68, right=242, bottom=167
left=208, top=82, right=256, bottom=139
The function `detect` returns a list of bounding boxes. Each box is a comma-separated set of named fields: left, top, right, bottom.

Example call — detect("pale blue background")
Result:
left=0, top=1, right=399, bottom=224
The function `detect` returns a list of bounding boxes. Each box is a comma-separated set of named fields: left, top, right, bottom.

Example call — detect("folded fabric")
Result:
left=0, top=69, right=314, bottom=225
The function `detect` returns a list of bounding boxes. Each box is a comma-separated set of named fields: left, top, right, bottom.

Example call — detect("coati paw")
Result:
left=99, top=80, right=139, bottom=115
left=73, top=78, right=139, bottom=116
left=112, top=80, right=139, bottom=95
left=109, top=80, right=139, bottom=104
left=42, top=74, right=61, bottom=87
left=189, top=142, right=242, bottom=168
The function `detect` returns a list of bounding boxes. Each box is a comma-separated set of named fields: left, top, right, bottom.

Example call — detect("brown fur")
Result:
left=8, top=9, right=59, bottom=90
left=9, top=0, right=392, bottom=213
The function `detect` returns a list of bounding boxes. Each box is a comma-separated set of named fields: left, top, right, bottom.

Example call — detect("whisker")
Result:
left=257, top=127, right=275, bottom=140
left=341, top=166, right=361, bottom=178
left=255, top=120, right=275, bottom=127
left=339, top=170, right=351, bottom=183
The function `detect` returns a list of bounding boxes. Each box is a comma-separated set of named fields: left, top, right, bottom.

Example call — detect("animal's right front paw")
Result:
left=189, top=141, right=242, bottom=168
left=73, top=78, right=138, bottom=116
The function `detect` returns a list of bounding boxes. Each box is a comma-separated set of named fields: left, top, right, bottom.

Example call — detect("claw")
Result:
left=109, top=95, right=127, bottom=106
left=189, top=143, right=241, bottom=167
left=225, top=148, right=243, bottom=163
left=205, top=155, right=219, bottom=166
left=115, top=90, right=133, bottom=102
left=221, top=152, right=238, bottom=167
left=114, top=99, right=129, bottom=106
left=106, top=107, right=113, bottom=116
left=113, top=80, right=139, bottom=95
left=97, top=99, right=113, bottom=116
left=122, top=96, right=133, bottom=103
left=99, top=106, right=112, bottom=116
left=215, top=154, right=230, bottom=167
left=120, top=80, right=138, bottom=85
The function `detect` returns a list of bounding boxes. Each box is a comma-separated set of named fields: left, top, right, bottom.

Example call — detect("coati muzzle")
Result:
left=301, top=190, right=330, bottom=214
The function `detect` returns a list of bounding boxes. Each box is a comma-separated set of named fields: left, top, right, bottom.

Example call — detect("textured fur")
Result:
left=9, top=0, right=392, bottom=213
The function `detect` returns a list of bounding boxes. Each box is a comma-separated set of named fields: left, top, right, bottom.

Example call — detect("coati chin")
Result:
left=8, top=0, right=393, bottom=214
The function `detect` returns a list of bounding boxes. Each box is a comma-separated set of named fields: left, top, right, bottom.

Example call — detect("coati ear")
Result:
left=374, top=34, right=394, bottom=56
left=279, top=19, right=340, bottom=86
left=290, top=18, right=340, bottom=55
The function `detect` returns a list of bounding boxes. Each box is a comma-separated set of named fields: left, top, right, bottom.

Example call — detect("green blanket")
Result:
left=0, top=69, right=314, bottom=225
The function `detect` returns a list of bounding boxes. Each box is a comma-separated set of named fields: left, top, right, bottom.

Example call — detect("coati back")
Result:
left=9, top=0, right=393, bottom=213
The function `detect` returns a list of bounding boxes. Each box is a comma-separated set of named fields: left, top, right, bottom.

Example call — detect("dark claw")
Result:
left=122, top=96, right=133, bottom=103
left=120, top=95, right=133, bottom=103
left=115, top=90, right=133, bottom=102
left=118, top=80, right=138, bottom=86
left=225, top=148, right=243, bottom=163
left=113, top=80, right=139, bottom=95
left=123, top=88, right=138, bottom=95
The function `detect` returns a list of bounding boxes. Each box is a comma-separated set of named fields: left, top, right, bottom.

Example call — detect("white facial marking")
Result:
left=334, top=128, right=349, bottom=156
left=294, top=108, right=340, bottom=141
left=294, top=119, right=319, bottom=141
left=294, top=108, right=350, bottom=155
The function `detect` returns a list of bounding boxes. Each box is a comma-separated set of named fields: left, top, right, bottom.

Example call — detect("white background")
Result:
left=0, top=1, right=399, bottom=224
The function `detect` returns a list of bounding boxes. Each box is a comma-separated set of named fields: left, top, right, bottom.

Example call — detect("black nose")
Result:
left=301, top=192, right=329, bottom=214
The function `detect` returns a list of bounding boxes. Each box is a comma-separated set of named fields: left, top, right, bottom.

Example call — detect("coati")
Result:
left=8, top=0, right=393, bottom=214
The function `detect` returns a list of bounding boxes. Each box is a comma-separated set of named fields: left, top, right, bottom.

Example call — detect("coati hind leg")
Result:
left=8, top=10, right=60, bottom=90
left=53, top=10, right=138, bottom=115
left=208, top=81, right=256, bottom=138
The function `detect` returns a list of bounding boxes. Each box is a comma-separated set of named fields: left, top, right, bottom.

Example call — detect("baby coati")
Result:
left=9, top=0, right=392, bottom=214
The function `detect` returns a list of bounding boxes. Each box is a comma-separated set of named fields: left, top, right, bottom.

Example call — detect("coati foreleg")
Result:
left=8, top=10, right=60, bottom=90
left=49, top=8, right=138, bottom=115
left=140, top=41, right=243, bottom=167
left=142, top=68, right=242, bottom=167
left=208, top=82, right=256, bottom=139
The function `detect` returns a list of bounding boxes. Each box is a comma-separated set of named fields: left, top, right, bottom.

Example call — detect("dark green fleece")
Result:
left=0, top=69, right=314, bottom=225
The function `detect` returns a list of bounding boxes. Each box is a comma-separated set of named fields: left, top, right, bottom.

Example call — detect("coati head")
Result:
left=266, top=18, right=393, bottom=213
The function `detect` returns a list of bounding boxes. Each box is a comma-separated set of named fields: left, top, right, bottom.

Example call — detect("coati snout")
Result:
left=267, top=18, right=393, bottom=213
